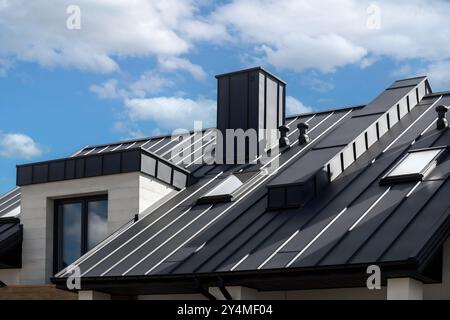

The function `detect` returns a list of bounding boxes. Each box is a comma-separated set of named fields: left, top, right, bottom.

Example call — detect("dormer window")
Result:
left=198, top=175, right=244, bottom=204
left=380, top=147, right=446, bottom=185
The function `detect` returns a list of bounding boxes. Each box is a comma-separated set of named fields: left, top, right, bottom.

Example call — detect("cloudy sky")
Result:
left=1, top=0, right=450, bottom=193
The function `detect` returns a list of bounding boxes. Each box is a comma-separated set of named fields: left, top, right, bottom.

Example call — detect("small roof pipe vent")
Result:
left=297, top=122, right=310, bottom=144
left=278, top=125, right=290, bottom=148
left=436, top=105, right=449, bottom=130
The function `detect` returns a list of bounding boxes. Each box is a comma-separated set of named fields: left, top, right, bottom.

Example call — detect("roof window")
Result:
left=198, top=175, right=244, bottom=204
left=380, top=147, right=446, bottom=185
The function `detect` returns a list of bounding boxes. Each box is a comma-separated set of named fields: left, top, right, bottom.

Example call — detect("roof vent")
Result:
left=278, top=125, right=290, bottom=148
left=297, top=122, right=310, bottom=144
left=436, top=105, right=449, bottom=130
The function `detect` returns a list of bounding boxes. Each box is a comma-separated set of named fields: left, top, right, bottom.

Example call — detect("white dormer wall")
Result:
left=0, top=172, right=174, bottom=286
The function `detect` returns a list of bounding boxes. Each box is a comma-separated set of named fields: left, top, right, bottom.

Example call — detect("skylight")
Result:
left=198, top=175, right=244, bottom=204
left=380, top=147, right=446, bottom=185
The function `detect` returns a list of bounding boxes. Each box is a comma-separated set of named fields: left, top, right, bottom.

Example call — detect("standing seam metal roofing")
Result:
left=54, top=108, right=353, bottom=278
left=53, top=91, right=450, bottom=286
left=0, top=111, right=326, bottom=218
left=0, top=187, right=20, bottom=218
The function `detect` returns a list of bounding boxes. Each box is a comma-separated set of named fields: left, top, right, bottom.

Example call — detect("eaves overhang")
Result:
left=52, top=260, right=434, bottom=296
left=16, top=148, right=192, bottom=190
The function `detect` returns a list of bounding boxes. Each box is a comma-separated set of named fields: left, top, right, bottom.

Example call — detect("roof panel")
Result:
left=350, top=180, right=444, bottom=264
left=318, top=185, right=412, bottom=266
left=383, top=179, right=450, bottom=262
left=0, top=188, right=21, bottom=218
left=173, top=191, right=269, bottom=274
left=388, top=77, right=426, bottom=89
left=48, top=93, right=450, bottom=293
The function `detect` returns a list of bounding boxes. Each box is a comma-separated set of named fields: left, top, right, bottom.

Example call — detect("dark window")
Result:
left=54, top=195, right=108, bottom=272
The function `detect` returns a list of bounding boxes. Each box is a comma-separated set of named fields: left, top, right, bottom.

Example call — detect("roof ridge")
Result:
left=286, top=104, right=365, bottom=119
left=83, top=128, right=213, bottom=150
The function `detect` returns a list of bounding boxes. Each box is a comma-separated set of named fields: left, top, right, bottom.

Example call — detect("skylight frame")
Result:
left=380, top=146, right=447, bottom=185
left=197, top=175, right=245, bottom=204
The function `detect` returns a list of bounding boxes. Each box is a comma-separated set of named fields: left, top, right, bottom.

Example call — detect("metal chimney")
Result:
left=215, top=67, right=286, bottom=162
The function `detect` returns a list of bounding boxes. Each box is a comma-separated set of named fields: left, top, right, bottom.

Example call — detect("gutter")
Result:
left=51, top=261, right=424, bottom=295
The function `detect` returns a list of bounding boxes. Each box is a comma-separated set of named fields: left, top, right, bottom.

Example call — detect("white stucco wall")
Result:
left=0, top=172, right=173, bottom=286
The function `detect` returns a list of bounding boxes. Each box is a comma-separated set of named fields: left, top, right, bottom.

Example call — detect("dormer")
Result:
left=267, top=76, right=432, bottom=209
left=14, top=143, right=189, bottom=281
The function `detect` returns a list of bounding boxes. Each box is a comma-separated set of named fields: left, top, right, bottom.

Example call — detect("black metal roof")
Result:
left=0, top=188, right=20, bottom=219
left=71, top=129, right=216, bottom=173
left=7, top=110, right=341, bottom=212
left=0, top=217, right=23, bottom=269
left=51, top=76, right=450, bottom=294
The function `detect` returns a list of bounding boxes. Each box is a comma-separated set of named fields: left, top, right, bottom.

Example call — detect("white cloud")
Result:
left=286, top=96, right=313, bottom=116
left=212, top=0, right=450, bottom=73
left=3, top=0, right=450, bottom=82
left=124, top=97, right=216, bottom=130
left=0, top=58, right=13, bottom=77
left=392, top=61, right=450, bottom=91
left=0, top=133, right=43, bottom=159
left=262, top=34, right=367, bottom=73
left=89, top=79, right=122, bottom=99
left=129, top=72, right=174, bottom=97
left=301, top=72, right=335, bottom=92
left=0, top=0, right=218, bottom=74
left=90, top=72, right=174, bottom=100
left=112, top=121, right=147, bottom=141
left=421, top=60, right=450, bottom=91
left=158, top=57, right=207, bottom=80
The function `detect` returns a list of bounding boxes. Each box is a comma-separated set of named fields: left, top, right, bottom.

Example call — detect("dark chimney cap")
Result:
left=215, top=66, right=287, bottom=84
left=278, top=125, right=290, bottom=133
left=297, top=122, right=310, bottom=130
left=436, top=105, right=449, bottom=113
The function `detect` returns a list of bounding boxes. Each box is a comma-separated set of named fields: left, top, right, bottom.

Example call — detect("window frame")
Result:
left=53, top=194, right=108, bottom=273
left=380, top=146, right=447, bottom=185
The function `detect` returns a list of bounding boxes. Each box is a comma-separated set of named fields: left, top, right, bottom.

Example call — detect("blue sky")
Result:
left=1, top=0, right=450, bottom=194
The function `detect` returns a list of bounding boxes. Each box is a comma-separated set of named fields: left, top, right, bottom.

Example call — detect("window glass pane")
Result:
left=389, top=149, right=441, bottom=176
left=61, top=202, right=82, bottom=268
left=87, top=200, right=108, bottom=250
left=204, top=175, right=243, bottom=197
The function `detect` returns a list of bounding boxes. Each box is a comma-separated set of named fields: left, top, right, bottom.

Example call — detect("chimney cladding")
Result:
left=215, top=67, right=286, bottom=162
